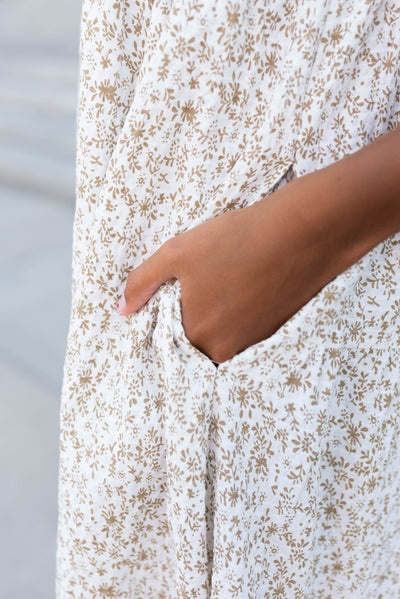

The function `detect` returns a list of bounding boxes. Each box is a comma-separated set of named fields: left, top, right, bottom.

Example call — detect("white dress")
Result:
left=56, top=0, right=400, bottom=596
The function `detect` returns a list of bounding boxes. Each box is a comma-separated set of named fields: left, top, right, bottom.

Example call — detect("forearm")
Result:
left=120, top=125, right=400, bottom=360
left=257, top=126, right=400, bottom=281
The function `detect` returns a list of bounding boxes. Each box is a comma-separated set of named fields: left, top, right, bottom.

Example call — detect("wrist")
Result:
left=273, top=159, right=399, bottom=284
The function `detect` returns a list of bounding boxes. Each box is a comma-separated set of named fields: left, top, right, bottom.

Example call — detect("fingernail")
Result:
left=116, top=293, right=126, bottom=315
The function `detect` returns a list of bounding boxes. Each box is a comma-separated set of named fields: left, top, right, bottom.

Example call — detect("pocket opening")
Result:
left=171, top=280, right=219, bottom=372
left=168, top=230, right=379, bottom=374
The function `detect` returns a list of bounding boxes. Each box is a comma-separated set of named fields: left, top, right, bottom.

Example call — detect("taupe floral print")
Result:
left=56, top=0, right=400, bottom=597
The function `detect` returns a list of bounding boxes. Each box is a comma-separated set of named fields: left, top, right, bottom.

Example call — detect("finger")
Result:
left=116, top=240, right=178, bottom=315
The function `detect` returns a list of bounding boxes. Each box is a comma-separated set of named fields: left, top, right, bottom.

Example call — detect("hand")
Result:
left=116, top=127, right=400, bottom=363
left=115, top=179, right=338, bottom=363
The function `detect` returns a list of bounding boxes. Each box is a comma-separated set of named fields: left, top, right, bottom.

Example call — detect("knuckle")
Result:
left=184, top=319, right=203, bottom=345
left=208, top=343, right=232, bottom=364
left=189, top=326, right=232, bottom=363
left=186, top=322, right=210, bottom=354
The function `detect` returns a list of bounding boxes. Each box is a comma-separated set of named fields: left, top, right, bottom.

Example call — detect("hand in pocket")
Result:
left=115, top=175, right=363, bottom=363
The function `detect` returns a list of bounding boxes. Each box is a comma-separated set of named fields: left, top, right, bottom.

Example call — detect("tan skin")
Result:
left=116, top=126, right=400, bottom=364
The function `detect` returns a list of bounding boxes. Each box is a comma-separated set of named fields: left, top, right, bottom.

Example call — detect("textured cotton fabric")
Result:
left=56, top=0, right=400, bottom=597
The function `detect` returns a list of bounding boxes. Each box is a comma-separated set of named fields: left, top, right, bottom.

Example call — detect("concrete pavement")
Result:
left=0, top=0, right=81, bottom=596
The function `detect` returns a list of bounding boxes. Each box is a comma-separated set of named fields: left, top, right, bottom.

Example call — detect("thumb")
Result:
left=116, top=240, right=178, bottom=316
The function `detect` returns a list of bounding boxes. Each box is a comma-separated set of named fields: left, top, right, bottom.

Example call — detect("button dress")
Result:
left=56, top=1, right=400, bottom=596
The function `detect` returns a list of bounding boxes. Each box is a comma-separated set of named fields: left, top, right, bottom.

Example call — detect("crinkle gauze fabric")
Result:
left=56, top=0, right=400, bottom=597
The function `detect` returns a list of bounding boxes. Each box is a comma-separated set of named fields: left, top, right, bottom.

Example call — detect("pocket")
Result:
left=169, top=279, right=220, bottom=372
left=169, top=275, right=316, bottom=373
left=222, top=239, right=387, bottom=371
left=167, top=238, right=383, bottom=374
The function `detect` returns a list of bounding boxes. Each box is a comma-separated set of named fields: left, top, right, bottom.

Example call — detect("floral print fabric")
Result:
left=56, top=0, right=400, bottom=597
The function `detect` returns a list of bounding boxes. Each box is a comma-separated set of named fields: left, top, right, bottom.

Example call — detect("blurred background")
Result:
left=0, top=0, right=82, bottom=596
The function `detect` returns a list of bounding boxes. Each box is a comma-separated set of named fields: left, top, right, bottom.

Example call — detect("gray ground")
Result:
left=0, top=1, right=82, bottom=596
